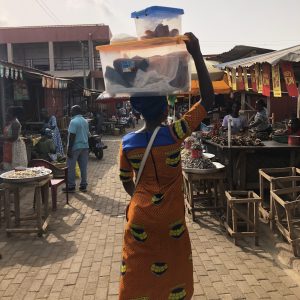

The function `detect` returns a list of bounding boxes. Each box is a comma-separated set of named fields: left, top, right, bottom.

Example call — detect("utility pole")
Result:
left=81, top=41, right=87, bottom=89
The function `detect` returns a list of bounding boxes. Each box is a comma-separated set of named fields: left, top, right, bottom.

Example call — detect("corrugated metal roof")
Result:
left=217, top=44, right=300, bottom=69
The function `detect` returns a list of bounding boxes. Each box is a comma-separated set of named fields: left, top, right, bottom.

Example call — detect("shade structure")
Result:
left=191, top=78, right=231, bottom=95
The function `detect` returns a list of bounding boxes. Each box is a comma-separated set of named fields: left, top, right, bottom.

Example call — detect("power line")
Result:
left=34, top=0, right=61, bottom=23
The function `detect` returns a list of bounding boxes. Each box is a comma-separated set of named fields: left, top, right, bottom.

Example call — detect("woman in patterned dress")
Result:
left=41, top=109, right=64, bottom=158
left=118, top=33, right=214, bottom=300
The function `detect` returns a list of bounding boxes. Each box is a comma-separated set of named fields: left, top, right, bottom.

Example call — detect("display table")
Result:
left=202, top=139, right=300, bottom=190
left=1, top=174, right=52, bottom=236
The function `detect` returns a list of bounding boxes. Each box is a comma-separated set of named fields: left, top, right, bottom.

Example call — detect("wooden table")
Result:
left=182, top=163, right=226, bottom=221
left=2, top=175, right=51, bottom=236
left=203, top=139, right=300, bottom=190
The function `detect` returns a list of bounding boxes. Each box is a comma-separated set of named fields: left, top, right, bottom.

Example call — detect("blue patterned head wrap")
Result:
left=130, top=96, right=167, bottom=121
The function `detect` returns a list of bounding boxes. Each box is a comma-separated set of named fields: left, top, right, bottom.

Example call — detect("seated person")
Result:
left=222, top=101, right=248, bottom=134
left=288, top=117, right=300, bottom=135
left=32, top=129, right=56, bottom=161
left=249, top=99, right=271, bottom=132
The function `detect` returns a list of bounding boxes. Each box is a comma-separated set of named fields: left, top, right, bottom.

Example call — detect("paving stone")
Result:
left=0, top=136, right=300, bottom=299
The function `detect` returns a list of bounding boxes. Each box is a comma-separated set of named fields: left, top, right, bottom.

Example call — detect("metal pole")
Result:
left=188, top=94, right=191, bottom=109
left=0, top=78, right=6, bottom=130
left=81, top=42, right=87, bottom=89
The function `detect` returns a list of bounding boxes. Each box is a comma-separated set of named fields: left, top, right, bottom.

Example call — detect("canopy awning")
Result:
left=48, top=70, right=91, bottom=78
left=217, top=44, right=300, bottom=69
left=191, top=78, right=231, bottom=95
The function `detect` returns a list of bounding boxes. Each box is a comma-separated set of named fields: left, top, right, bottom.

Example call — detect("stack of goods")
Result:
left=272, top=128, right=289, bottom=143
left=181, top=137, right=215, bottom=170
left=211, top=135, right=264, bottom=146
left=97, top=6, right=191, bottom=97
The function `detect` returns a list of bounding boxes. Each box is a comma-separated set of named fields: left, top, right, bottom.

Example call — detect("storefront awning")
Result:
left=48, top=70, right=91, bottom=78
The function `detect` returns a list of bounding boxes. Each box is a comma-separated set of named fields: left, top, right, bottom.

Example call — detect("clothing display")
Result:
left=119, top=102, right=207, bottom=299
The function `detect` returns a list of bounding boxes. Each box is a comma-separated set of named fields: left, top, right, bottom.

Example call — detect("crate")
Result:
left=225, top=191, right=262, bottom=246
left=271, top=177, right=300, bottom=257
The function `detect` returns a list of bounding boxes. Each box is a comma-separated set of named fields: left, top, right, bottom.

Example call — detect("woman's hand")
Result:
left=184, top=32, right=201, bottom=57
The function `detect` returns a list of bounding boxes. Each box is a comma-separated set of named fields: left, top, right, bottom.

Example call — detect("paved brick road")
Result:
left=0, top=135, right=300, bottom=299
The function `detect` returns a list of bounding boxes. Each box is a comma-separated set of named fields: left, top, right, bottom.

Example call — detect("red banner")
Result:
left=281, top=62, right=299, bottom=97
left=237, top=67, right=245, bottom=91
left=262, top=63, right=271, bottom=97
left=250, top=67, right=257, bottom=92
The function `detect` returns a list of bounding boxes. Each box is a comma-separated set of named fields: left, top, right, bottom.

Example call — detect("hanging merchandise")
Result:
left=281, top=62, right=298, bottom=97
left=226, top=68, right=232, bottom=88
left=58, top=80, right=63, bottom=89
left=42, top=76, right=46, bottom=87
left=272, top=64, right=282, bottom=98
left=14, top=68, right=18, bottom=80
left=243, top=67, right=249, bottom=91
left=167, top=95, right=177, bottom=107
left=10, top=68, right=14, bottom=79
left=5, top=67, right=10, bottom=78
left=231, top=68, right=237, bottom=91
left=250, top=66, right=257, bottom=92
left=262, top=64, right=271, bottom=97
left=237, top=67, right=244, bottom=91
left=19, top=70, right=23, bottom=80
left=0, top=65, right=4, bottom=77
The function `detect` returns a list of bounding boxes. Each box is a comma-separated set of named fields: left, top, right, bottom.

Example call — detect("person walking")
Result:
left=118, top=33, right=214, bottom=299
left=64, top=105, right=89, bottom=192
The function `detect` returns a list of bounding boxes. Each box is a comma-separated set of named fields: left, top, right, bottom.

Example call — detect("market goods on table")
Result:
left=131, top=6, right=184, bottom=40
left=97, top=37, right=191, bottom=96
left=211, top=136, right=264, bottom=146
left=0, top=167, right=52, bottom=182
left=182, top=155, right=216, bottom=170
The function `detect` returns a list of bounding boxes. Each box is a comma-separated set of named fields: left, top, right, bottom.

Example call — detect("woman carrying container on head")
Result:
left=118, top=33, right=214, bottom=300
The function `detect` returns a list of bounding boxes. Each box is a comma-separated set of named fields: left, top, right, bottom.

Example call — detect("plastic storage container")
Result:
left=97, top=36, right=191, bottom=97
left=131, top=6, right=184, bottom=40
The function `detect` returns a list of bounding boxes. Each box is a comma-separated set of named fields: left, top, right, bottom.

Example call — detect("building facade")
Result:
left=0, top=24, right=111, bottom=91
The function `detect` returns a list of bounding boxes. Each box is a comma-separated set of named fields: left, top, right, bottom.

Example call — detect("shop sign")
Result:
left=226, top=68, right=232, bottom=88
left=243, top=67, right=249, bottom=91
left=272, top=64, right=282, bottom=97
left=237, top=67, right=245, bottom=91
left=281, top=62, right=298, bottom=97
left=262, top=63, right=271, bottom=97
left=250, top=66, right=257, bottom=92
left=231, top=68, right=237, bottom=91
left=13, top=80, right=30, bottom=101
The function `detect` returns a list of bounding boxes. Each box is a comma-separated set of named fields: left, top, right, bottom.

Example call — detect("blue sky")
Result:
left=0, top=0, right=299, bottom=54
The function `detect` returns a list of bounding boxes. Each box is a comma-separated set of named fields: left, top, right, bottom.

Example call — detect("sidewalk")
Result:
left=0, top=135, right=300, bottom=299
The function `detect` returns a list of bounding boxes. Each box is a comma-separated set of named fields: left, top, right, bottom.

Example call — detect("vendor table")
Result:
left=182, top=162, right=226, bottom=221
left=2, top=174, right=52, bottom=236
left=203, top=139, right=300, bottom=190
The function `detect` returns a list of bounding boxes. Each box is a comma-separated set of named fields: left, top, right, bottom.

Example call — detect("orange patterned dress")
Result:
left=119, top=103, right=206, bottom=300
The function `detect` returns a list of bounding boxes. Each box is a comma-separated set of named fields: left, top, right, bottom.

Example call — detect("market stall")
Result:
left=203, top=138, right=300, bottom=190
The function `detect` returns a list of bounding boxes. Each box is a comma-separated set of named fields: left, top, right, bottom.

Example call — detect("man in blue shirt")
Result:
left=65, top=105, right=89, bottom=192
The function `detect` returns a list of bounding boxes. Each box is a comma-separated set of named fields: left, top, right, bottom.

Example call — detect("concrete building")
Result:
left=0, top=24, right=111, bottom=91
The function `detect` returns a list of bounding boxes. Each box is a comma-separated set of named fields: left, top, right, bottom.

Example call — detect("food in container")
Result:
left=131, top=6, right=184, bottom=39
left=97, top=36, right=191, bottom=97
